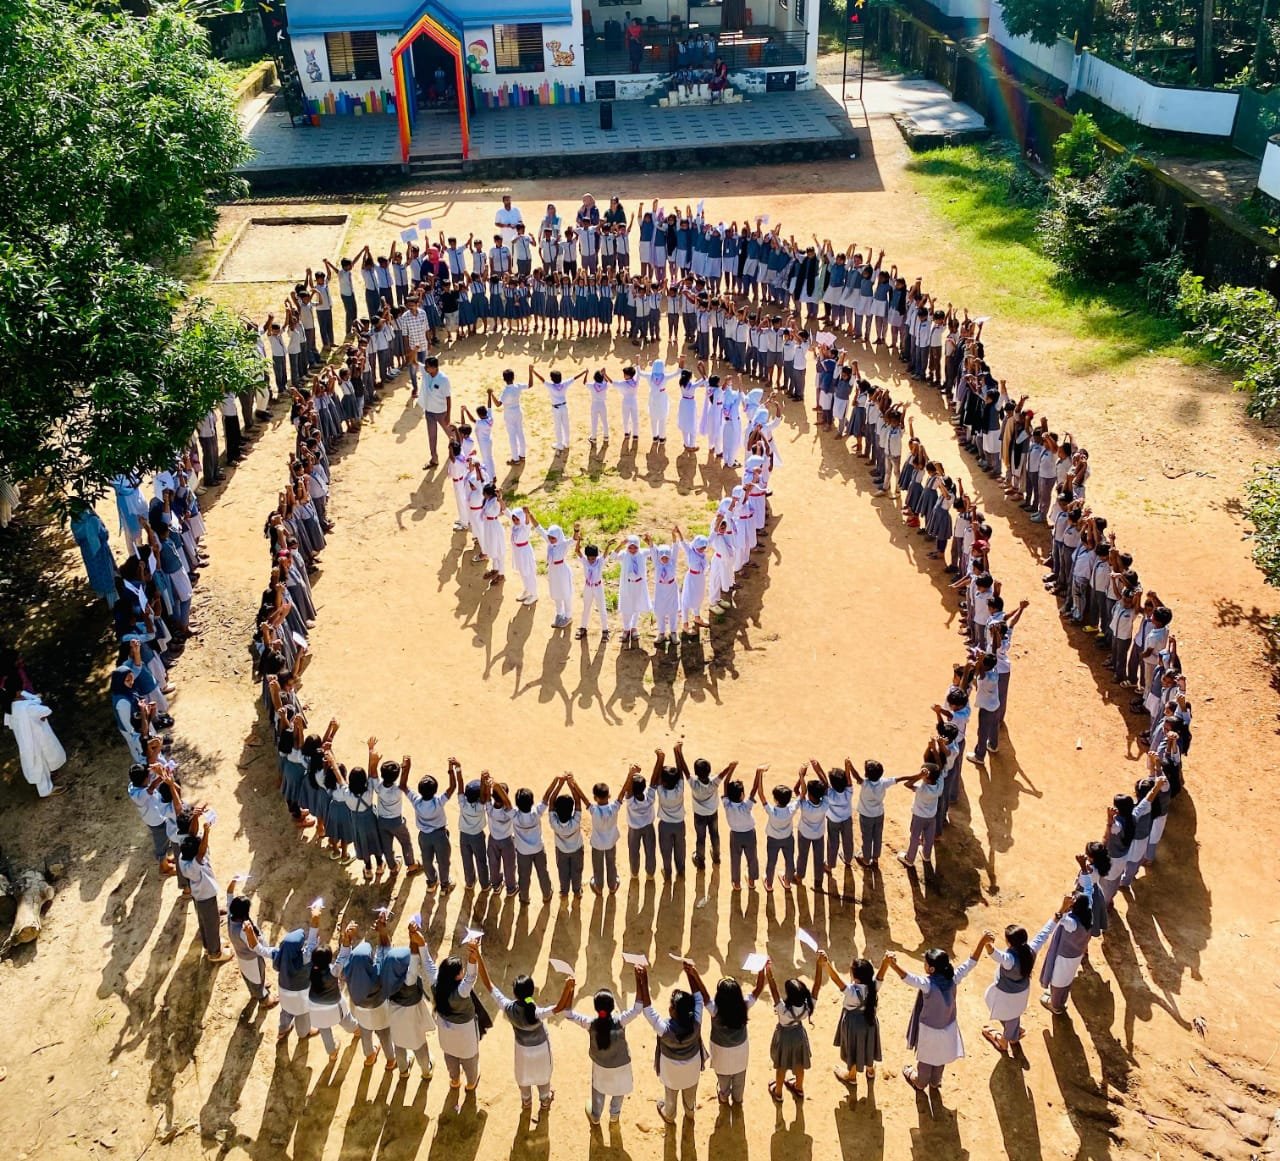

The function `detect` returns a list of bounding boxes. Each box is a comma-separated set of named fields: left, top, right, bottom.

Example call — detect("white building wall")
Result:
left=292, top=30, right=401, bottom=114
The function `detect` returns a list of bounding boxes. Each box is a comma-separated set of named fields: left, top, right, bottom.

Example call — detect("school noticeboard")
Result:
left=595, top=80, right=617, bottom=100
left=765, top=70, right=796, bottom=92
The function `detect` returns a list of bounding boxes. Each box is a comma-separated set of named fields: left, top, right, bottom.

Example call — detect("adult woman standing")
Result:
left=881, top=933, right=989, bottom=1093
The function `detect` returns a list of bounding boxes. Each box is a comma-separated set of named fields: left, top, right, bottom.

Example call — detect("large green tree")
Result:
left=0, top=0, right=258, bottom=513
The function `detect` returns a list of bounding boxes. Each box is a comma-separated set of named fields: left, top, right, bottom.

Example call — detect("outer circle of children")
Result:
left=109, top=191, right=1194, bottom=1128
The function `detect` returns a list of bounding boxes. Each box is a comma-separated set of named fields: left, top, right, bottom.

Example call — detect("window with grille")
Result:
left=325, top=31, right=381, bottom=83
left=795, top=0, right=806, bottom=23
left=493, top=23, right=544, bottom=74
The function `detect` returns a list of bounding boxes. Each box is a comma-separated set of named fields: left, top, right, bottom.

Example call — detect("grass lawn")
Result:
left=903, top=142, right=1205, bottom=374
left=510, top=477, right=640, bottom=538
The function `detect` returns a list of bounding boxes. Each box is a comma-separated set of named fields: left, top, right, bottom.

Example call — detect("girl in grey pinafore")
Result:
left=765, top=962, right=816, bottom=1100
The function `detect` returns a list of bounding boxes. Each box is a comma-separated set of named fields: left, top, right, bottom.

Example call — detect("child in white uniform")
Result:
left=576, top=537, right=610, bottom=641
left=588, top=778, right=624, bottom=893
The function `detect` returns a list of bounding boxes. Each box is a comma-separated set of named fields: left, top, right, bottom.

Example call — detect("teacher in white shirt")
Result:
left=495, top=195, right=523, bottom=246
left=414, top=356, right=452, bottom=470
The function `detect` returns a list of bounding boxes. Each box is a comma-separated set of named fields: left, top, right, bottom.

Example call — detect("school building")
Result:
left=283, top=0, right=821, bottom=161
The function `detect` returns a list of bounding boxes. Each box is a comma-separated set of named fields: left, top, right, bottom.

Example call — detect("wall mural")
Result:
left=466, top=36, right=491, bottom=73
left=545, top=40, right=576, bottom=67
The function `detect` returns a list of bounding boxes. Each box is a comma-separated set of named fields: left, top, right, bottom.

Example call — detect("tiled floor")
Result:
left=239, top=88, right=849, bottom=172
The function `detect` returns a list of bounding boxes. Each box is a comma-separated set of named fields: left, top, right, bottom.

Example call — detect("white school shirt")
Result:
left=910, top=779, right=946, bottom=818
left=723, top=797, right=756, bottom=833
left=950, top=704, right=971, bottom=740
left=499, top=382, right=530, bottom=410
left=825, top=785, right=853, bottom=823
left=689, top=777, right=719, bottom=818
left=549, top=810, right=584, bottom=853
left=625, top=791, right=656, bottom=829
left=856, top=777, right=898, bottom=818
left=545, top=380, right=571, bottom=407
left=974, top=670, right=1001, bottom=713
left=1110, top=603, right=1134, bottom=642
left=337, top=268, right=354, bottom=296
left=405, top=786, right=451, bottom=832
left=763, top=800, right=798, bottom=840
left=178, top=852, right=220, bottom=902
left=589, top=801, right=622, bottom=849
left=791, top=339, right=809, bottom=370
left=372, top=778, right=406, bottom=820
left=797, top=797, right=827, bottom=841
left=656, top=782, right=686, bottom=825
left=487, top=802, right=515, bottom=841
left=458, top=796, right=486, bottom=836
left=512, top=803, right=547, bottom=856
left=129, top=783, right=167, bottom=827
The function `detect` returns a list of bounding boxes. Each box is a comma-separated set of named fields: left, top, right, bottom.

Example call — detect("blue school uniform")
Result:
left=544, top=284, right=560, bottom=320
left=531, top=281, right=546, bottom=316
left=470, top=283, right=489, bottom=320
left=598, top=287, right=613, bottom=325
left=458, top=292, right=475, bottom=328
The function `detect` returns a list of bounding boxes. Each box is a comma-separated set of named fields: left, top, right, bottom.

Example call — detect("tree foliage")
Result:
left=999, top=0, right=1084, bottom=47
left=0, top=0, right=256, bottom=512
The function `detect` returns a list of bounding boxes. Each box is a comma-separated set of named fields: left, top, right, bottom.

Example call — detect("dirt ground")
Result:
left=2, top=114, right=1279, bottom=1161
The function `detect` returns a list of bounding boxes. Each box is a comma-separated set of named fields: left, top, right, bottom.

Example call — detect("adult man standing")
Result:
left=495, top=195, right=523, bottom=246
left=415, top=355, right=452, bottom=470
left=400, top=294, right=430, bottom=390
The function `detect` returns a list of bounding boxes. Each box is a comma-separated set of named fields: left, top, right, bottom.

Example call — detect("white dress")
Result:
left=982, top=920, right=1055, bottom=1021
left=492, top=986, right=555, bottom=1086
left=387, top=951, right=438, bottom=1048
left=4, top=692, right=65, bottom=796
left=904, top=958, right=976, bottom=1066
left=565, top=1004, right=644, bottom=1096
left=706, top=994, right=756, bottom=1076
left=424, top=955, right=478, bottom=1057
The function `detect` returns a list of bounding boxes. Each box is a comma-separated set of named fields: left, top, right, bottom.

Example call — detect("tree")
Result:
left=998, top=0, right=1094, bottom=48
left=0, top=0, right=256, bottom=512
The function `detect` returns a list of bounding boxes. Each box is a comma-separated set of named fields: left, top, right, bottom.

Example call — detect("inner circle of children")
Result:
left=91, top=187, right=1196, bottom=1133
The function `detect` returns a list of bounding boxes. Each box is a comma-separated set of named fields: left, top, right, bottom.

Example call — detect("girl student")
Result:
left=1039, top=890, right=1095, bottom=1016
left=674, top=739, right=736, bottom=871
left=325, top=744, right=387, bottom=884
left=563, top=979, right=645, bottom=1126
left=531, top=519, right=574, bottom=630
left=686, top=960, right=767, bottom=1106
left=765, top=953, right=819, bottom=1101
left=377, top=920, right=437, bottom=1079
left=308, top=935, right=359, bottom=1064
left=979, top=919, right=1056, bottom=1054
left=475, top=947, right=575, bottom=1113
left=588, top=776, right=623, bottom=894
left=226, top=876, right=277, bottom=1007
left=673, top=525, right=711, bottom=639
left=821, top=953, right=885, bottom=1085
left=424, top=932, right=489, bottom=1096
left=622, top=761, right=658, bottom=878
left=637, top=959, right=706, bottom=1125
left=723, top=765, right=767, bottom=890
left=336, top=921, right=396, bottom=1070
left=881, top=932, right=990, bottom=1093
left=267, top=900, right=324, bottom=1042
left=548, top=773, right=588, bottom=900
left=492, top=776, right=556, bottom=906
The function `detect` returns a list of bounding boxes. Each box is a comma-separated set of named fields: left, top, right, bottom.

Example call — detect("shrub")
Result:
left=1138, top=253, right=1188, bottom=312
left=1039, top=157, right=1171, bottom=283
left=1053, top=112, right=1105, bottom=180
left=1245, top=463, right=1280, bottom=586
left=1175, top=272, right=1280, bottom=421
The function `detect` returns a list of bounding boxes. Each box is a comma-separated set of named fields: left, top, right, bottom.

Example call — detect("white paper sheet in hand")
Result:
left=742, top=952, right=769, bottom=973
left=548, top=958, right=575, bottom=975
left=973, top=316, right=991, bottom=326
left=462, top=927, right=484, bottom=944
left=621, top=951, right=649, bottom=967
left=761, top=214, right=770, bottom=225
left=797, top=929, right=819, bottom=953
left=816, top=331, right=837, bottom=347
left=410, top=912, right=422, bottom=927
left=291, top=631, right=308, bottom=649
left=400, top=227, right=418, bottom=243
left=668, top=952, right=688, bottom=964
left=201, top=808, right=218, bottom=828
left=310, top=896, right=325, bottom=910
left=418, top=217, right=432, bottom=229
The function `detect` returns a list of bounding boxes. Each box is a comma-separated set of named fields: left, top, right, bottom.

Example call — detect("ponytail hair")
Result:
left=1005, top=925, right=1034, bottom=979
left=784, top=978, right=815, bottom=1022
left=592, top=990, right=616, bottom=1052
left=511, top=974, right=539, bottom=1026
left=851, top=959, right=877, bottom=1020
left=924, top=947, right=955, bottom=983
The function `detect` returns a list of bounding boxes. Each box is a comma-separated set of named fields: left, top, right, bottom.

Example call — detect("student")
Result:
left=128, top=762, right=176, bottom=877
left=765, top=956, right=818, bottom=1101
left=588, top=777, right=623, bottom=894
left=687, top=962, right=766, bottom=1106
left=404, top=755, right=458, bottom=892
left=382, top=922, right=437, bottom=1079
left=638, top=960, right=705, bottom=1125
left=531, top=366, right=587, bottom=452
left=673, top=527, right=710, bottom=638
left=456, top=772, right=491, bottom=892
left=675, top=741, right=734, bottom=871
left=650, top=541, right=681, bottom=646
left=424, top=936, right=486, bottom=1095
left=272, top=902, right=323, bottom=1042
left=959, top=922, right=1043, bottom=1061
left=586, top=370, right=612, bottom=444
left=575, top=532, right=611, bottom=641
left=622, top=763, right=657, bottom=878
left=881, top=934, right=988, bottom=1093
left=533, top=520, right=574, bottom=630
left=493, top=367, right=532, bottom=464
left=308, top=940, right=359, bottom=1062
left=329, top=754, right=387, bottom=884
left=509, top=506, right=540, bottom=606
left=724, top=766, right=765, bottom=890
left=548, top=774, right=589, bottom=899
left=336, top=921, right=395, bottom=1069
left=177, top=817, right=232, bottom=963
left=1119, top=774, right=1167, bottom=887
left=761, top=774, right=799, bottom=891
left=810, top=759, right=854, bottom=872
left=793, top=765, right=828, bottom=892
left=484, top=773, right=518, bottom=897
left=612, top=535, right=653, bottom=648
left=226, top=877, right=277, bottom=1006
left=564, top=983, right=645, bottom=1125
left=822, top=954, right=885, bottom=1084
left=506, top=779, right=556, bottom=906
left=651, top=747, right=687, bottom=878
left=476, top=948, right=575, bottom=1113
left=1039, top=891, right=1095, bottom=1015
left=896, top=763, right=945, bottom=868
left=370, top=743, right=421, bottom=877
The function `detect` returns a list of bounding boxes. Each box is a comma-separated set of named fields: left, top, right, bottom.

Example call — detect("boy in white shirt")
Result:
left=403, top=756, right=458, bottom=890
left=847, top=759, right=899, bottom=866
left=675, top=741, right=736, bottom=871
left=456, top=770, right=491, bottom=891
left=588, top=778, right=624, bottom=894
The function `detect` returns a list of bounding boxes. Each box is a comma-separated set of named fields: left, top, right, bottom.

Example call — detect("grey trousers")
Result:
left=444, top=1051, right=480, bottom=1085
left=459, top=830, right=489, bottom=888
left=317, top=1011, right=357, bottom=1053
left=397, top=1043, right=434, bottom=1073
left=417, top=827, right=451, bottom=886
left=765, top=835, right=795, bottom=884
left=912, top=1061, right=946, bottom=1088
left=658, top=819, right=685, bottom=876
left=377, top=815, right=416, bottom=867
left=488, top=835, right=517, bottom=893
left=972, top=706, right=999, bottom=760
left=730, top=830, right=759, bottom=884
left=590, top=845, right=619, bottom=890
left=826, top=818, right=854, bottom=866
left=716, top=1070, right=747, bottom=1103
left=194, top=894, right=222, bottom=955
left=556, top=847, right=584, bottom=895
left=628, top=823, right=656, bottom=876
left=661, top=1083, right=698, bottom=1114
left=517, top=849, right=552, bottom=903
left=358, top=1023, right=394, bottom=1058
left=590, top=1088, right=625, bottom=1120
left=905, top=813, right=936, bottom=862
left=796, top=833, right=825, bottom=885
left=694, top=813, right=721, bottom=863
left=859, top=813, right=885, bottom=861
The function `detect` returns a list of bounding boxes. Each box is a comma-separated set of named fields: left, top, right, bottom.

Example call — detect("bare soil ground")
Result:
left=1, top=116, right=1278, bottom=1161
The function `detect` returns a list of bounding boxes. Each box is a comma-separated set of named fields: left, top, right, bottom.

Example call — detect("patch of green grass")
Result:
left=905, top=143, right=1204, bottom=371
left=509, top=478, right=639, bottom=538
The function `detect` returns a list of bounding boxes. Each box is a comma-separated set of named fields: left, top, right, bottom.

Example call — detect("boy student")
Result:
left=588, top=777, right=624, bottom=893
left=323, top=255, right=358, bottom=335
left=530, top=365, right=587, bottom=453
left=674, top=741, right=736, bottom=870
left=574, top=528, right=611, bottom=641
left=367, top=741, right=418, bottom=877
left=404, top=755, right=462, bottom=891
